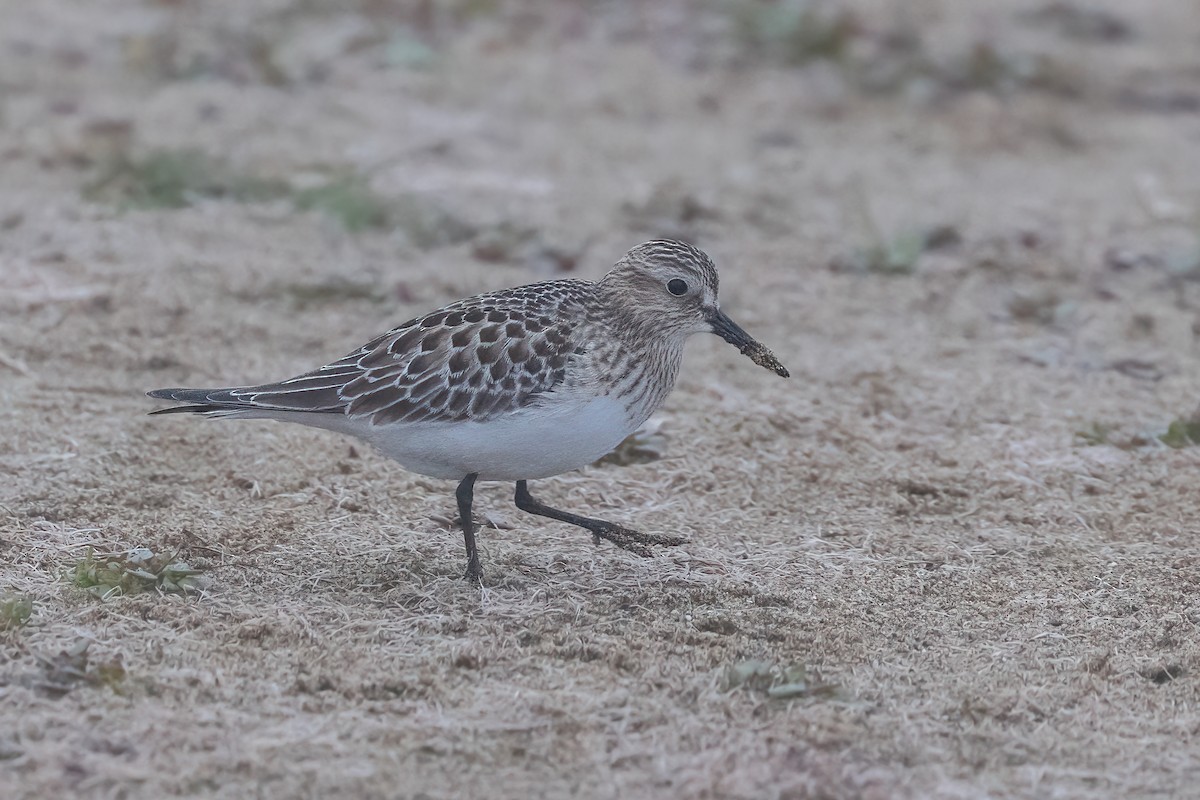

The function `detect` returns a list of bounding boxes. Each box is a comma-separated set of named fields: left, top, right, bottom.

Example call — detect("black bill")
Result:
left=708, top=309, right=790, bottom=378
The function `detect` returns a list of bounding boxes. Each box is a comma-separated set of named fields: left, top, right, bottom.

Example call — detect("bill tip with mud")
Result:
left=745, top=344, right=790, bottom=378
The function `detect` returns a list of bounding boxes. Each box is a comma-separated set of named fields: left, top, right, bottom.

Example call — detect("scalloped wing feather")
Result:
left=220, top=280, right=596, bottom=425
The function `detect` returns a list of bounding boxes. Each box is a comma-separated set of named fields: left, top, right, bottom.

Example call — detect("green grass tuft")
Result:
left=1075, top=422, right=1114, bottom=447
left=85, top=149, right=288, bottom=210
left=730, top=0, right=856, bottom=66
left=66, top=547, right=206, bottom=599
left=832, top=225, right=960, bottom=276
left=294, top=174, right=392, bottom=232
left=0, top=594, right=33, bottom=630
left=30, top=639, right=127, bottom=697
left=85, top=149, right=477, bottom=241
left=1159, top=417, right=1200, bottom=449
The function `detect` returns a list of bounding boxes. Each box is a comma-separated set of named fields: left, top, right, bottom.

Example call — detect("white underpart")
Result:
left=364, top=395, right=632, bottom=481
left=218, top=394, right=636, bottom=481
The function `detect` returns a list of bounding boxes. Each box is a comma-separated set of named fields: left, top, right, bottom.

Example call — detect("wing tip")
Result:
left=147, top=404, right=223, bottom=416
left=145, top=385, right=345, bottom=416
left=146, top=387, right=226, bottom=415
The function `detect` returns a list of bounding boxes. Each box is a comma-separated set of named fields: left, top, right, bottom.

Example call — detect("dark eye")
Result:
left=667, top=278, right=688, bottom=296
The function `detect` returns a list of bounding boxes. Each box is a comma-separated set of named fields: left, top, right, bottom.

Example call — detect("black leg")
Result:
left=456, top=473, right=482, bottom=582
left=514, top=480, right=686, bottom=558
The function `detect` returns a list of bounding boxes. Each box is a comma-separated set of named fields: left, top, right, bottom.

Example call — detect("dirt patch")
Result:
left=3, top=2, right=1200, bottom=798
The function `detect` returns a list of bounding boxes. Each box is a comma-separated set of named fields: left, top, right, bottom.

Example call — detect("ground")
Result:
left=2, top=1, right=1200, bottom=798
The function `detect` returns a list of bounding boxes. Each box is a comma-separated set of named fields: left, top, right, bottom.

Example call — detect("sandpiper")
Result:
left=148, top=239, right=788, bottom=581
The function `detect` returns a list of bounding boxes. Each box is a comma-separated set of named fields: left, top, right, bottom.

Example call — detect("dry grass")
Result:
left=3, top=1, right=1200, bottom=798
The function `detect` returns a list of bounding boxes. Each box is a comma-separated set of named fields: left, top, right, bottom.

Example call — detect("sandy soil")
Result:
left=3, top=1, right=1200, bottom=798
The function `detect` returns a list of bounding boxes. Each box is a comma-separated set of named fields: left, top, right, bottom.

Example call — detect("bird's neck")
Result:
left=596, top=324, right=686, bottom=429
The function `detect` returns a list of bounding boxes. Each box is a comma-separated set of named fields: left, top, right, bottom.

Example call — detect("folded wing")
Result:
left=148, top=280, right=594, bottom=425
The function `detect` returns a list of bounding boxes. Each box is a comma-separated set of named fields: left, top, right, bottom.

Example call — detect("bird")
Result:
left=148, top=239, right=789, bottom=581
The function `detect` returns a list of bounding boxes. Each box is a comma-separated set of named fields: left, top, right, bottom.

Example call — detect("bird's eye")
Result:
left=667, top=278, right=688, bottom=296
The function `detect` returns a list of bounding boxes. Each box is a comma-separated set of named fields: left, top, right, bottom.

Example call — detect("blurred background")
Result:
left=6, top=0, right=1197, bottom=292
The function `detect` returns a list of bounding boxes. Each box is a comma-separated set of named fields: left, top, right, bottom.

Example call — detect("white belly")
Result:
left=362, top=396, right=634, bottom=481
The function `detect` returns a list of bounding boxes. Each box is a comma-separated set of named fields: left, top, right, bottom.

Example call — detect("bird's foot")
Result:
left=588, top=523, right=687, bottom=558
